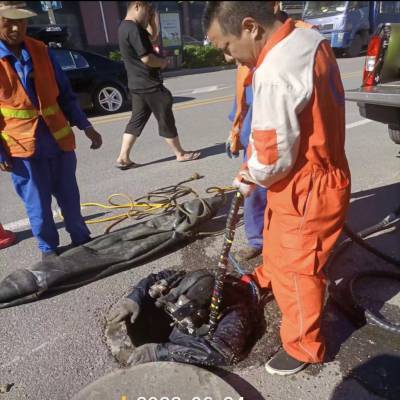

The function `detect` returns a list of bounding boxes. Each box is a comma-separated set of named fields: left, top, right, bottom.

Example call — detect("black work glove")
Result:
left=107, top=298, right=140, bottom=324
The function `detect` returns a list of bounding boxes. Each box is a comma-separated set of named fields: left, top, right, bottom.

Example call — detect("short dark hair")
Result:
left=203, top=1, right=275, bottom=37
left=127, top=1, right=150, bottom=11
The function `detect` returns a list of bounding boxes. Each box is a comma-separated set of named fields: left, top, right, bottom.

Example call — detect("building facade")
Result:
left=26, top=1, right=206, bottom=55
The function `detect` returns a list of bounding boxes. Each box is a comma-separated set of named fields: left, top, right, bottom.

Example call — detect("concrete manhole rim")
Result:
left=72, top=361, right=241, bottom=400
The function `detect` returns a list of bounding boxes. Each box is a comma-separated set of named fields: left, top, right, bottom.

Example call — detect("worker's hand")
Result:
left=226, top=134, right=239, bottom=159
left=84, top=127, right=102, bottom=150
left=233, top=176, right=256, bottom=197
left=107, top=298, right=140, bottom=324
left=0, top=159, right=12, bottom=172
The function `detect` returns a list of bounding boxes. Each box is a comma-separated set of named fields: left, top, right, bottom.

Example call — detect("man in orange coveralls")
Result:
left=204, top=1, right=351, bottom=375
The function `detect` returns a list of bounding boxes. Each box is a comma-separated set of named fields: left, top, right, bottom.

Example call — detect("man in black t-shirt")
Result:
left=116, top=1, right=200, bottom=170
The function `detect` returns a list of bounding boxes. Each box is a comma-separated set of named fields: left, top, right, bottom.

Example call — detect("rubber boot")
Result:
left=0, top=224, right=16, bottom=249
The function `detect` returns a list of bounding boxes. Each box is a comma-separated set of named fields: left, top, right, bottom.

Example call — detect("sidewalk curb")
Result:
left=163, top=64, right=237, bottom=78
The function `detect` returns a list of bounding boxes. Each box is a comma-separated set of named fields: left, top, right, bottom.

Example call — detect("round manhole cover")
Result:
left=72, top=362, right=241, bottom=400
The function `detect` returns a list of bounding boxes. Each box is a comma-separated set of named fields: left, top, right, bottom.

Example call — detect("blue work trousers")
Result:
left=11, top=151, right=90, bottom=253
left=243, top=148, right=267, bottom=250
left=244, top=185, right=267, bottom=249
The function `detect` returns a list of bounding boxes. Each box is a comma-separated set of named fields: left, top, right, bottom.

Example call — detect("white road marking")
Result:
left=3, top=209, right=61, bottom=231
left=174, top=84, right=231, bottom=95
left=1, top=119, right=374, bottom=232
left=346, top=119, right=372, bottom=129
left=1, top=334, right=67, bottom=368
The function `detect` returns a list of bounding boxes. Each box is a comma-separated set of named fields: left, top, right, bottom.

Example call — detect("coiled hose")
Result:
left=330, top=206, right=400, bottom=334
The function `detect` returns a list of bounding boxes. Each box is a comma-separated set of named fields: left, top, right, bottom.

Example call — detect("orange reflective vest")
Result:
left=0, top=37, right=75, bottom=158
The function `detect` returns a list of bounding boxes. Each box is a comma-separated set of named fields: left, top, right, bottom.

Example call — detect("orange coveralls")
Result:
left=242, top=20, right=351, bottom=363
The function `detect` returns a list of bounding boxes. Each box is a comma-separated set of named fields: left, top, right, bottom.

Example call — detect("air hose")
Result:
left=56, top=173, right=235, bottom=234
left=208, top=191, right=244, bottom=338
left=329, top=206, right=400, bottom=334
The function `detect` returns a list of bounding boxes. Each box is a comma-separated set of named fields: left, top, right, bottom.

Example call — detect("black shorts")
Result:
left=125, top=86, right=178, bottom=138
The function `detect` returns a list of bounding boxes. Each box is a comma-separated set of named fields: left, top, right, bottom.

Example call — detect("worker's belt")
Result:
left=0, top=104, right=61, bottom=119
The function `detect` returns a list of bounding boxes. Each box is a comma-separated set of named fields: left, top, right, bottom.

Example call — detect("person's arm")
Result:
left=243, top=80, right=306, bottom=188
left=48, top=49, right=91, bottom=130
left=140, top=52, right=168, bottom=69
left=128, top=23, right=168, bottom=69
left=49, top=49, right=102, bottom=149
left=147, top=7, right=160, bottom=42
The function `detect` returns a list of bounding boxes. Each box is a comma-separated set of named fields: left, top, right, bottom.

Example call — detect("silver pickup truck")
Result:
left=345, top=23, right=400, bottom=145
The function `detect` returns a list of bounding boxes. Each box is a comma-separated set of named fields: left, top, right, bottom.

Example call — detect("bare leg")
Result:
left=116, top=133, right=137, bottom=165
left=165, top=137, right=201, bottom=162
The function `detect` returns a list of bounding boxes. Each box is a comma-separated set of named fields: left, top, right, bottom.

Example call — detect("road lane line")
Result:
left=3, top=209, right=60, bottom=231
left=4, top=119, right=373, bottom=232
left=346, top=119, right=371, bottom=129
left=89, top=71, right=362, bottom=126
left=90, top=95, right=235, bottom=125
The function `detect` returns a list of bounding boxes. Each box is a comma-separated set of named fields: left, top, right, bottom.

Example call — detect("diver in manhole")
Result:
left=106, top=268, right=264, bottom=367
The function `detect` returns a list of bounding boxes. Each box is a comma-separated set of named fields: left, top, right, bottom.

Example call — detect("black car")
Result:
left=52, top=47, right=129, bottom=114
left=27, top=24, right=129, bottom=114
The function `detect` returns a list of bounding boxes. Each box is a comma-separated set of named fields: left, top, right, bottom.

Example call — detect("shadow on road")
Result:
left=126, top=142, right=226, bottom=168
left=330, top=354, right=400, bottom=400
left=308, top=182, right=400, bottom=396
left=13, top=212, right=107, bottom=243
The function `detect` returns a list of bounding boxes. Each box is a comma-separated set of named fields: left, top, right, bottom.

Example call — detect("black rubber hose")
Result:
left=343, top=224, right=400, bottom=267
left=329, top=208, right=400, bottom=334
left=349, top=271, right=400, bottom=334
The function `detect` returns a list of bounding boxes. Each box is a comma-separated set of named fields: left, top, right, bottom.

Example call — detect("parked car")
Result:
left=345, top=22, right=400, bottom=144
left=182, top=35, right=204, bottom=46
left=27, top=24, right=129, bottom=114
left=51, top=47, right=129, bottom=114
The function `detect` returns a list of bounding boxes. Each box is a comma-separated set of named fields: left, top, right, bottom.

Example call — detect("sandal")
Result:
left=115, top=162, right=139, bottom=170
left=177, top=151, right=201, bottom=162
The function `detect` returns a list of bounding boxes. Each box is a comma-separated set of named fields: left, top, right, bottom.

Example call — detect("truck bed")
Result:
left=345, top=82, right=400, bottom=107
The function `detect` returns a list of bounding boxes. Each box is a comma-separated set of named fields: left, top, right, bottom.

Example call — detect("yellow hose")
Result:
left=56, top=173, right=237, bottom=233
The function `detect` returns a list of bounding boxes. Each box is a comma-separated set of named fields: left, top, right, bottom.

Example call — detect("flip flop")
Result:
left=177, top=151, right=201, bottom=162
left=115, top=162, right=139, bottom=170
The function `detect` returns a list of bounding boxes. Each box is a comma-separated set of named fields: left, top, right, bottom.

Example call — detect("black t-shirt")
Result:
left=118, top=20, right=163, bottom=93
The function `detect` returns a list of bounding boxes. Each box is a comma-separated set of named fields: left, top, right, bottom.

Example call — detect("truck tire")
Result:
left=346, top=34, right=363, bottom=58
left=388, top=125, right=400, bottom=144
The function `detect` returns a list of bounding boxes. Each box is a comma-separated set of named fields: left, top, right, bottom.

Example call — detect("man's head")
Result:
left=203, top=1, right=280, bottom=68
left=126, top=1, right=152, bottom=28
left=0, top=2, right=36, bottom=46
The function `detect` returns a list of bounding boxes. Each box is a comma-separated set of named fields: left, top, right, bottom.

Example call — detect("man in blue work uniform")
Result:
left=0, top=2, right=102, bottom=260
left=226, top=63, right=267, bottom=262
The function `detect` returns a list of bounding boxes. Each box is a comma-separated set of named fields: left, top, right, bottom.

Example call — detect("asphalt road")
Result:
left=0, top=56, right=399, bottom=400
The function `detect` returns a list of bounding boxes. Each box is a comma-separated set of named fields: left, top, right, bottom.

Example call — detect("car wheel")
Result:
left=93, top=84, right=126, bottom=114
left=388, top=125, right=400, bottom=144
left=346, top=34, right=362, bottom=58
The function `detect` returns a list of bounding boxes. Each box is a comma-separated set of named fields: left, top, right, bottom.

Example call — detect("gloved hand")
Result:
left=107, top=298, right=140, bottom=324
left=226, top=134, right=239, bottom=159
left=127, top=343, right=159, bottom=366
left=233, top=176, right=256, bottom=198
